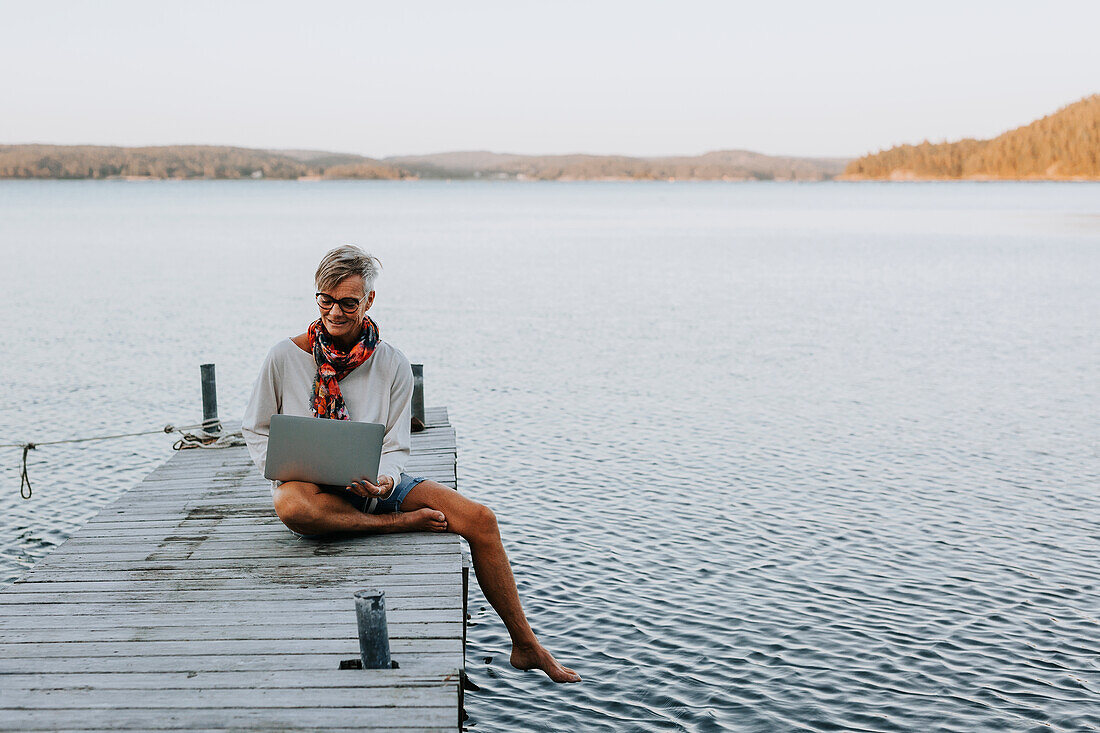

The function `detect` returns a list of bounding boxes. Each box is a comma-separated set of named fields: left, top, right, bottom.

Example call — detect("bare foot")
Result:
left=392, top=508, right=447, bottom=532
left=510, top=643, right=581, bottom=683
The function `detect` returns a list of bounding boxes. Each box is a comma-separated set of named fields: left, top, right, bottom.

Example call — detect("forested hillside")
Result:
left=0, top=145, right=407, bottom=179
left=0, top=145, right=846, bottom=181
left=386, top=150, right=847, bottom=180
left=844, top=95, right=1100, bottom=180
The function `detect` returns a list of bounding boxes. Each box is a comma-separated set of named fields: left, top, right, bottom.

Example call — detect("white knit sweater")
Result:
left=241, top=338, right=413, bottom=487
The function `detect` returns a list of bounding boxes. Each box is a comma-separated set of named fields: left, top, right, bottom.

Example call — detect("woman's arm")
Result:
left=242, top=346, right=283, bottom=476
left=376, top=353, right=413, bottom=486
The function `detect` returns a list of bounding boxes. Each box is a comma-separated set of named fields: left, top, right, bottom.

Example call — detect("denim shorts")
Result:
left=281, top=473, right=427, bottom=539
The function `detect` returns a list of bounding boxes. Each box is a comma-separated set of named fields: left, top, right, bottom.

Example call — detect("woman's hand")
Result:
left=346, top=475, right=394, bottom=500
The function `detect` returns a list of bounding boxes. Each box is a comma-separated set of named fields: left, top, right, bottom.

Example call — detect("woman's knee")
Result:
left=405, top=484, right=498, bottom=539
left=463, top=501, right=498, bottom=539
left=273, top=483, right=319, bottom=531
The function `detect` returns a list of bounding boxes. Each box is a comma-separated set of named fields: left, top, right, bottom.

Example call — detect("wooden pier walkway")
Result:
left=0, top=406, right=466, bottom=731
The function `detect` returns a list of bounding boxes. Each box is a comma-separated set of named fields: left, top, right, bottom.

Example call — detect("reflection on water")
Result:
left=1, top=181, right=1098, bottom=731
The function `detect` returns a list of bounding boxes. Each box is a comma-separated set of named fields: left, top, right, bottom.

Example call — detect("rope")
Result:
left=173, top=429, right=246, bottom=451
left=0, top=422, right=212, bottom=450
left=20, top=444, right=34, bottom=499
left=2, top=421, right=244, bottom=500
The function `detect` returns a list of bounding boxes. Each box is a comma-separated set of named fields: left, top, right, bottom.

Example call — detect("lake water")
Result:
left=1, top=181, right=1098, bottom=731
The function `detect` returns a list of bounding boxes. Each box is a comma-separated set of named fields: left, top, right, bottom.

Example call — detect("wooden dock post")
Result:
left=411, top=363, right=426, bottom=432
left=200, top=363, right=222, bottom=434
left=355, top=589, right=392, bottom=669
left=0, top=368, right=465, bottom=730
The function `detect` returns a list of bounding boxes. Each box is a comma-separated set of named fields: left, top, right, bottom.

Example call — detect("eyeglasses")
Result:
left=316, top=292, right=364, bottom=314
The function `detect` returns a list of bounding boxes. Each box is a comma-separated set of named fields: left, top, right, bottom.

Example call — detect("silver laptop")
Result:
left=264, top=414, right=385, bottom=487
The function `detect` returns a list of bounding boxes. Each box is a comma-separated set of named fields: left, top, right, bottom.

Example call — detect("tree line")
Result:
left=844, top=94, right=1100, bottom=180
left=0, top=145, right=847, bottom=181
left=0, top=145, right=407, bottom=179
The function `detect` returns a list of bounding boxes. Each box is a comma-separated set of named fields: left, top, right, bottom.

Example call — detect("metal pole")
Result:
left=200, top=363, right=221, bottom=434
left=354, top=589, right=391, bottom=669
left=411, top=363, right=425, bottom=426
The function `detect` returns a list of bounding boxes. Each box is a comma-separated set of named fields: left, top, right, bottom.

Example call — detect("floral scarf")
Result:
left=308, top=316, right=380, bottom=419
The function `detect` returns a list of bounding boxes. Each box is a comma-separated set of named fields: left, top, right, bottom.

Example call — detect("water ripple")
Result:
left=2, top=182, right=1099, bottom=731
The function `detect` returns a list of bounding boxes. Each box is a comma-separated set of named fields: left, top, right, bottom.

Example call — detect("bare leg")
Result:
left=273, top=481, right=447, bottom=536
left=400, top=481, right=581, bottom=683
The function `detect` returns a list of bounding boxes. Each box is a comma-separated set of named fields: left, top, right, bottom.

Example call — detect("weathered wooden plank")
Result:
left=60, top=527, right=453, bottom=543
left=40, top=533, right=458, bottom=549
left=118, top=455, right=454, bottom=478
left=23, top=556, right=461, bottom=573
left=123, top=472, right=454, bottom=495
left=0, top=654, right=459, bottom=676
left=1, top=581, right=463, bottom=598
left=45, top=530, right=455, bottom=545
left=30, top=557, right=442, bottom=574
left=55, top=534, right=453, bottom=548
left=3, top=585, right=455, bottom=603
left=72, top=511, right=456, bottom=527
left=3, top=587, right=455, bottom=606
left=149, top=449, right=448, bottom=475
left=4, top=724, right=458, bottom=733
left=114, top=471, right=451, bottom=492
left=0, top=608, right=456, bottom=628
left=16, top=567, right=459, bottom=584
left=4, top=620, right=462, bottom=643
left=36, top=544, right=459, bottom=563
left=147, top=439, right=449, bottom=469
left=66, top=526, right=460, bottom=541
left=76, top=515, right=277, bottom=528
left=91, top=487, right=458, bottom=515
left=132, top=458, right=457, bottom=486
left=11, top=553, right=456, bottom=572
left=131, top=467, right=452, bottom=489
left=42, top=530, right=452, bottom=550
left=31, top=529, right=460, bottom=548
left=0, top=607, right=459, bottom=625
left=29, top=726, right=451, bottom=730
left=0, top=669, right=454, bottom=689
left=0, top=637, right=462, bottom=657
left=117, top=476, right=454, bottom=497
left=96, top=496, right=320, bottom=509
left=0, top=706, right=456, bottom=730
left=2, top=688, right=455, bottom=708
left=40, top=728, right=453, bottom=733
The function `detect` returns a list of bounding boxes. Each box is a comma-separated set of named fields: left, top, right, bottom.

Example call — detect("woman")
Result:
left=242, top=245, right=579, bottom=684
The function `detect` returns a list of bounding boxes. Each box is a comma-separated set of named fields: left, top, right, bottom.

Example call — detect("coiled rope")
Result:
left=0, top=422, right=245, bottom=499
left=172, top=430, right=247, bottom=452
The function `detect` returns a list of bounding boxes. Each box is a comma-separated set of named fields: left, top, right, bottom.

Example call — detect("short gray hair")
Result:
left=315, top=245, right=382, bottom=295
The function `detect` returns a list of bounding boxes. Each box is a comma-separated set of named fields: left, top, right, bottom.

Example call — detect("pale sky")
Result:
left=1, top=0, right=1097, bottom=159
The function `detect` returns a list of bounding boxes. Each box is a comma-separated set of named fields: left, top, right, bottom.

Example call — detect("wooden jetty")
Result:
left=0, top=404, right=467, bottom=731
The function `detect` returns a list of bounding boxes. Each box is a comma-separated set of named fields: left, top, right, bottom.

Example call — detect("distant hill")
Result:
left=386, top=150, right=847, bottom=181
left=382, top=151, right=529, bottom=176
left=843, top=94, right=1100, bottom=181
left=0, top=145, right=408, bottom=180
left=0, top=144, right=847, bottom=181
